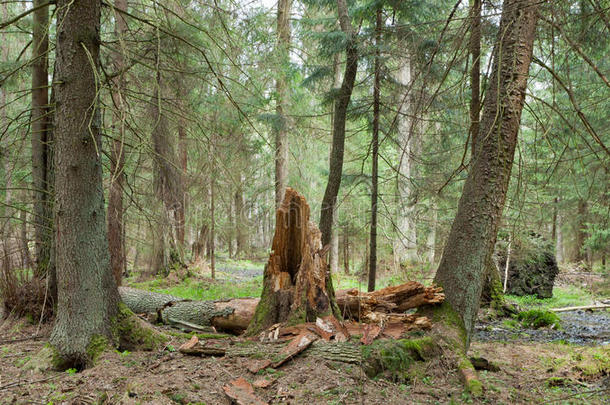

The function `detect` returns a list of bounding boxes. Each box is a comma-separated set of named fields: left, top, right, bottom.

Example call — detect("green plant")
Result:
left=65, top=368, right=77, bottom=375
left=517, top=309, right=561, bottom=329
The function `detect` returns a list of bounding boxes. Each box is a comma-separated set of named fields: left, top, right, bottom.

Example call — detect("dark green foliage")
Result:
left=517, top=309, right=561, bottom=329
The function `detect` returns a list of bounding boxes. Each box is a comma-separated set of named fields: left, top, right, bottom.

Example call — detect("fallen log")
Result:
left=550, top=303, right=610, bottom=313
left=119, top=282, right=443, bottom=334
left=119, top=287, right=258, bottom=334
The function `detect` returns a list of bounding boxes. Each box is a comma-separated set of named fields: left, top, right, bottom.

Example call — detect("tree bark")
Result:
left=368, top=7, right=382, bottom=292
left=31, top=0, right=53, bottom=278
left=469, top=0, right=481, bottom=158
left=118, top=280, right=443, bottom=334
left=274, top=0, right=292, bottom=210
left=394, top=53, right=418, bottom=264
left=342, top=225, right=349, bottom=275
left=50, top=0, right=120, bottom=368
left=319, top=0, right=358, bottom=248
left=248, top=188, right=341, bottom=335
left=234, top=180, right=247, bottom=257
left=433, top=0, right=539, bottom=345
left=328, top=51, right=342, bottom=275
left=575, top=199, right=588, bottom=265
left=108, top=0, right=128, bottom=285
left=150, top=79, right=185, bottom=272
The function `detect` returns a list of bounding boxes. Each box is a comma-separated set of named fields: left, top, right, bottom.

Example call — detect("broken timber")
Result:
left=119, top=281, right=443, bottom=334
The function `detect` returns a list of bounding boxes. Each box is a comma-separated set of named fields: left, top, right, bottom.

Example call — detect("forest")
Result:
left=0, top=0, right=609, bottom=403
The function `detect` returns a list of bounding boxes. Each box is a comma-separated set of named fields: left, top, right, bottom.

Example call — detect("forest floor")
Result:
left=0, top=260, right=608, bottom=404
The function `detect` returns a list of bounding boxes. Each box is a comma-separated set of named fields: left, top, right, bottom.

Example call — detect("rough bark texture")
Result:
left=108, top=0, right=128, bottom=285
left=433, top=0, right=539, bottom=345
left=367, top=7, right=382, bottom=292
left=31, top=0, right=53, bottom=278
left=50, top=0, right=120, bottom=368
left=150, top=82, right=185, bottom=273
left=319, top=0, right=358, bottom=248
left=469, top=0, right=481, bottom=157
left=248, top=188, right=340, bottom=335
left=118, top=280, right=443, bottom=334
left=119, top=287, right=255, bottom=334
left=274, top=0, right=292, bottom=210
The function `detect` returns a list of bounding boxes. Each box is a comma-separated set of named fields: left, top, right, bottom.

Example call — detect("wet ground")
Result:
left=474, top=309, right=610, bottom=345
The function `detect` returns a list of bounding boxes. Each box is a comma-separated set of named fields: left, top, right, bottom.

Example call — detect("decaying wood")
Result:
left=119, top=281, right=443, bottom=335
left=336, top=282, right=444, bottom=321
left=271, top=332, right=316, bottom=368
left=119, top=286, right=258, bottom=334
left=178, top=335, right=227, bottom=356
left=223, top=377, right=268, bottom=405
left=247, top=188, right=341, bottom=335
left=550, top=304, right=610, bottom=313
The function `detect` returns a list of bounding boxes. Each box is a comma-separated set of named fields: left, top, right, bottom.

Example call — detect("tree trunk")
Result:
left=368, top=7, right=382, bottom=293
left=31, top=0, right=53, bottom=278
left=394, top=54, right=418, bottom=265
left=274, top=0, right=292, bottom=210
left=50, top=0, right=120, bottom=368
left=234, top=181, right=246, bottom=257
left=247, top=188, right=341, bottom=335
left=427, top=201, right=437, bottom=265
left=19, top=208, right=32, bottom=269
left=210, top=173, right=216, bottom=279
left=554, top=197, right=564, bottom=264
left=108, top=0, right=128, bottom=285
left=575, top=199, right=588, bottom=265
left=469, top=0, right=481, bottom=158
left=328, top=49, right=343, bottom=275
left=319, top=0, right=358, bottom=248
left=343, top=225, right=349, bottom=275
left=433, top=0, right=539, bottom=345
left=150, top=79, right=185, bottom=271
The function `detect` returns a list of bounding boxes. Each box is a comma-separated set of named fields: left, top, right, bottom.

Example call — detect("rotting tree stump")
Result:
left=247, top=188, right=341, bottom=335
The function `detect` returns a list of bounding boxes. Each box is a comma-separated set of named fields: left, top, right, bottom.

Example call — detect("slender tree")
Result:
left=434, top=0, right=540, bottom=344
left=31, top=0, right=52, bottom=278
left=319, top=0, right=358, bottom=248
left=368, top=7, right=382, bottom=292
left=274, top=0, right=292, bottom=209
left=108, top=0, right=129, bottom=285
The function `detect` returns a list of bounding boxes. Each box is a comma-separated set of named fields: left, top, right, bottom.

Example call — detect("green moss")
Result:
left=430, top=301, right=468, bottom=348
left=115, top=302, right=168, bottom=350
left=517, top=309, right=561, bottom=329
left=457, top=357, right=483, bottom=396
left=362, top=338, right=437, bottom=381
left=86, top=335, right=109, bottom=363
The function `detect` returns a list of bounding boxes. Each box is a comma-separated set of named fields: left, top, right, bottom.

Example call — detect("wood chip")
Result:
left=178, top=335, right=199, bottom=352
left=272, top=333, right=316, bottom=368
left=223, top=377, right=268, bottom=405
left=360, top=324, right=382, bottom=345
left=252, top=378, right=273, bottom=388
left=246, top=359, right=272, bottom=374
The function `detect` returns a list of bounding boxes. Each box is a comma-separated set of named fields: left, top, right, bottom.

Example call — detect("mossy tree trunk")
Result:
left=49, top=0, right=121, bottom=369
left=247, top=188, right=341, bottom=335
left=433, top=0, right=539, bottom=346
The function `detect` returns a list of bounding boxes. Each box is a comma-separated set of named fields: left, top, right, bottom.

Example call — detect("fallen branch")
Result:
left=550, top=304, right=610, bottom=313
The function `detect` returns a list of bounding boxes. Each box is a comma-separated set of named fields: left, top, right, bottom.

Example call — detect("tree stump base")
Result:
left=247, top=188, right=340, bottom=335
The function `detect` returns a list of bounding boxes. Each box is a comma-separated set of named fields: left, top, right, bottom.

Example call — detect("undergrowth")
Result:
left=506, top=285, right=595, bottom=309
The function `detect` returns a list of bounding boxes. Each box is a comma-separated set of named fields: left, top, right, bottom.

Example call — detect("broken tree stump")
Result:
left=247, top=188, right=341, bottom=335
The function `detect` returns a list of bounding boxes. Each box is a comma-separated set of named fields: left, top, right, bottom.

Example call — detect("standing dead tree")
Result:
left=247, top=188, right=341, bottom=335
